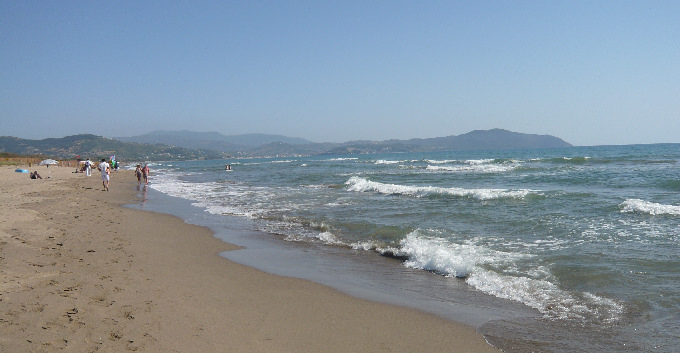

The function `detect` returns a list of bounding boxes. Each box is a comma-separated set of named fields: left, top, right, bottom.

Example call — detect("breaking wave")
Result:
left=620, top=199, right=680, bottom=216
left=353, top=231, right=624, bottom=323
left=345, top=176, right=537, bottom=200
left=426, top=164, right=518, bottom=173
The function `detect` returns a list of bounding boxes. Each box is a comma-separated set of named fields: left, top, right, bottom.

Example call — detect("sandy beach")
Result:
left=0, top=165, right=500, bottom=352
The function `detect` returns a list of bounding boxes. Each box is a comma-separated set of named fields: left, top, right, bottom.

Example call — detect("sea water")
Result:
left=136, top=144, right=680, bottom=352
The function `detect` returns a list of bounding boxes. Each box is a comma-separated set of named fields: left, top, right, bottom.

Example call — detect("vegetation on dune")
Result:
left=0, top=152, right=49, bottom=166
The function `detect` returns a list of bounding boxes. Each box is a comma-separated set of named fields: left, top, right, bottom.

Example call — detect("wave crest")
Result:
left=399, top=231, right=623, bottom=322
left=426, top=164, right=517, bottom=173
left=345, top=176, right=536, bottom=200
left=620, top=199, right=680, bottom=216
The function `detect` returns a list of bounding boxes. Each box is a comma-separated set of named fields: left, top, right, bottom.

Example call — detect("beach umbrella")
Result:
left=38, top=159, right=58, bottom=178
left=39, top=159, right=59, bottom=166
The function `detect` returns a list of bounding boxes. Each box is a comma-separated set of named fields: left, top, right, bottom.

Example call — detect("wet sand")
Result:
left=0, top=165, right=500, bottom=352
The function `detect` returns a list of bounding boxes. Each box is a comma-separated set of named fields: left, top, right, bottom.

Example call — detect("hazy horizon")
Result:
left=8, top=127, right=576, bottom=146
left=2, top=2, right=678, bottom=146
left=9, top=127, right=678, bottom=148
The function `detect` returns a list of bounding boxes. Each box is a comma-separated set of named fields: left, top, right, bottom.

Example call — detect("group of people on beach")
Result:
left=98, top=160, right=149, bottom=191
left=27, top=157, right=150, bottom=191
left=73, top=158, right=112, bottom=191
left=94, top=158, right=127, bottom=191
left=78, top=158, right=116, bottom=177
left=135, top=164, right=150, bottom=185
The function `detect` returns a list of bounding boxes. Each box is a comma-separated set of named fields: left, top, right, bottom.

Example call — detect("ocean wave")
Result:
left=326, top=157, right=359, bottom=161
left=317, top=231, right=344, bottom=245
left=426, top=164, right=517, bottom=173
left=399, top=233, right=498, bottom=278
left=345, top=176, right=537, bottom=200
left=374, top=159, right=402, bottom=165
left=263, top=223, right=626, bottom=323
left=425, top=158, right=505, bottom=165
left=538, top=156, right=592, bottom=164
left=467, top=268, right=623, bottom=323
left=350, top=240, right=405, bottom=260
left=149, top=173, right=206, bottom=198
left=660, top=179, right=680, bottom=191
left=398, top=231, right=624, bottom=323
left=424, top=159, right=459, bottom=164
left=466, top=158, right=496, bottom=165
left=149, top=172, right=263, bottom=219
left=620, top=199, right=680, bottom=216
left=423, top=158, right=520, bottom=173
left=204, top=204, right=258, bottom=219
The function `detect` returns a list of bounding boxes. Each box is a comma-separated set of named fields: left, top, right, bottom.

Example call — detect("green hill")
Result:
left=0, top=134, right=228, bottom=161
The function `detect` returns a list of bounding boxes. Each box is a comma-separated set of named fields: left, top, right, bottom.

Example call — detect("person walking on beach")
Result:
left=99, top=158, right=110, bottom=191
left=142, top=164, right=150, bottom=184
left=135, top=164, right=143, bottom=184
left=85, top=158, right=92, bottom=177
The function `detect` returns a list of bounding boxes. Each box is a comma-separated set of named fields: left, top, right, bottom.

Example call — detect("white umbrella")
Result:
left=39, top=159, right=59, bottom=166
left=39, top=159, right=59, bottom=178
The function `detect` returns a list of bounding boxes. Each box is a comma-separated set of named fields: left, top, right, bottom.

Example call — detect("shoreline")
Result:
left=0, top=165, right=500, bottom=352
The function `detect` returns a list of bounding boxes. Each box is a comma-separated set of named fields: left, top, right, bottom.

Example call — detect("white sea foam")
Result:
left=465, top=158, right=495, bottom=165
left=423, top=158, right=520, bottom=173
left=375, top=160, right=401, bottom=165
left=149, top=173, right=204, bottom=199
left=150, top=172, right=261, bottom=219
left=327, top=157, right=359, bottom=161
left=620, top=199, right=680, bottom=216
left=204, top=204, right=258, bottom=219
left=318, top=231, right=344, bottom=245
left=350, top=240, right=402, bottom=257
left=345, top=176, right=536, bottom=200
left=466, top=270, right=623, bottom=322
left=399, top=231, right=624, bottom=322
left=400, top=233, right=483, bottom=277
left=424, top=159, right=458, bottom=164
left=426, top=164, right=517, bottom=173
left=350, top=240, right=379, bottom=251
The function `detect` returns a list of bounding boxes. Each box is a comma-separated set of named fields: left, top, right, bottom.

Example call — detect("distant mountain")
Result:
left=323, top=129, right=571, bottom=155
left=116, top=130, right=314, bottom=151
left=410, top=128, right=571, bottom=151
left=0, top=134, right=228, bottom=161
left=116, top=129, right=570, bottom=156
left=223, top=133, right=313, bottom=147
left=1, top=129, right=572, bottom=161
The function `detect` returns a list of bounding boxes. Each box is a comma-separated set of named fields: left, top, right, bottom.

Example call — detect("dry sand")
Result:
left=0, top=165, right=500, bottom=352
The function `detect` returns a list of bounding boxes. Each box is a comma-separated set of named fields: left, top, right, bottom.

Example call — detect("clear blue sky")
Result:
left=2, top=1, right=678, bottom=146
